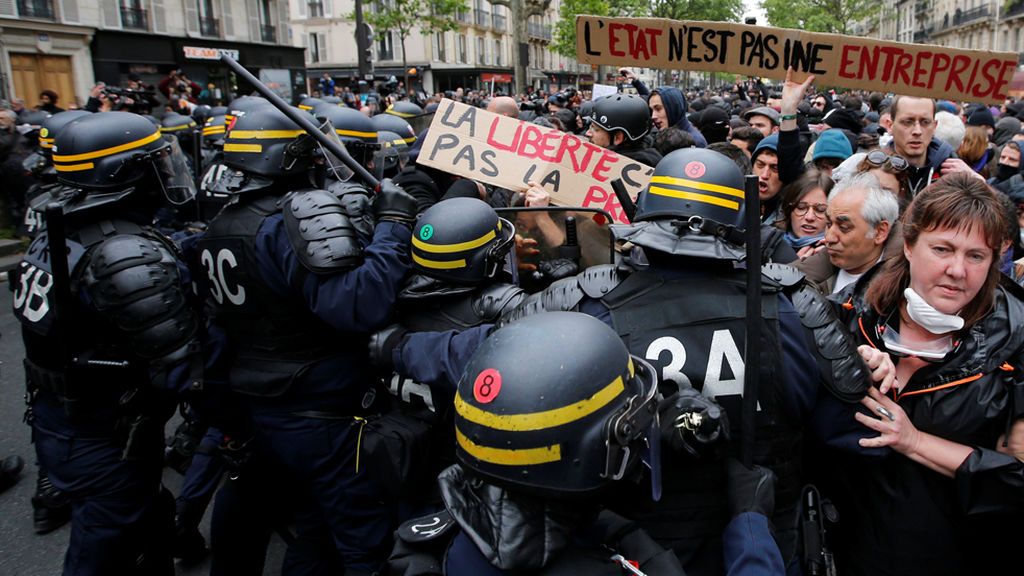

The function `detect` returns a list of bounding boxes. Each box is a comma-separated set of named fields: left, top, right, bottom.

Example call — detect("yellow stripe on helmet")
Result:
left=52, top=130, right=161, bottom=163
left=335, top=128, right=378, bottom=139
left=203, top=126, right=226, bottom=135
left=160, top=123, right=196, bottom=133
left=455, top=374, right=625, bottom=432
left=412, top=229, right=495, bottom=254
left=223, top=143, right=263, bottom=153
left=54, top=161, right=94, bottom=172
left=647, top=186, right=740, bottom=211
left=228, top=129, right=306, bottom=140
left=455, top=428, right=561, bottom=466
left=411, top=253, right=466, bottom=270
left=649, top=175, right=744, bottom=198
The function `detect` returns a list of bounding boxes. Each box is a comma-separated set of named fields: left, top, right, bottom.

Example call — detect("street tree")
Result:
left=761, top=0, right=881, bottom=35
left=361, top=0, right=467, bottom=94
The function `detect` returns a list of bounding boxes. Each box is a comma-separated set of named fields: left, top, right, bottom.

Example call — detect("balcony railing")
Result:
left=475, top=9, right=489, bottom=28
left=121, top=7, right=148, bottom=30
left=912, top=26, right=933, bottom=43
left=17, top=0, right=54, bottom=19
left=199, top=16, right=220, bottom=37
left=261, top=24, right=276, bottom=42
left=1005, top=1, right=1024, bottom=19
left=492, top=13, right=506, bottom=31
left=953, top=5, right=989, bottom=27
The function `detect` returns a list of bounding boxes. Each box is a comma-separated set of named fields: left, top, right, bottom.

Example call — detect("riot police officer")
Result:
left=20, top=110, right=90, bottom=238
left=586, top=93, right=663, bottom=166
left=197, top=104, right=417, bottom=574
left=370, top=197, right=521, bottom=514
left=14, top=111, right=202, bottom=575
left=388, top=148, right=879, bottom=575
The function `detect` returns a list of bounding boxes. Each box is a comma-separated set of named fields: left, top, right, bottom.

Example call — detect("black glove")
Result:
left=368, top=324, right=409, bottom=369
left=535, top=258, right=579, bottom=282
left=370, top=178, right=417, bottom=225
left=725, top=458, right=776, bottom=519
left=658, top=387, right=729, bottom=456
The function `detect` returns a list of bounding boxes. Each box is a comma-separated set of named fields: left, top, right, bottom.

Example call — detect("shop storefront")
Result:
left=91, top=31, right=305, bottom=107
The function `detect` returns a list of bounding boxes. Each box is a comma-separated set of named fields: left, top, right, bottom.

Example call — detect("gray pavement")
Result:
left=0, top=298, right=286, bottom=575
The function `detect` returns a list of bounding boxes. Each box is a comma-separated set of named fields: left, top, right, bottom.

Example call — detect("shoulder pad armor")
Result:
left=82, top=234, right=198, bottom=364
left=790, top=283, right=869, bottom=403
left=499, top=265, right=626, bottom=326
left=471, top=283, right=526, bottom=322
left=283, top=189, right=363, bottom=273
left=578, top=264, right=627, bottom=298
left=761, top=262, right=806, bottom=290
left=396, top=510, right=457, bottom=544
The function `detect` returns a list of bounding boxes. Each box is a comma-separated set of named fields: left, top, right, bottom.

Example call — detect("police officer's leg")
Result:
left=252, top=412, right=391, bottom=574
left=174, top=427, right=226, bottom=562
left=34, top=423, right=172, bottom=576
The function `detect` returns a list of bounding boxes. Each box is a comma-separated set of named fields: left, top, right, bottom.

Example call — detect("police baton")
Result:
left=44, top=203, right=75, bottom=367
left=218, top=54, right=382, bottom=192
left=741, top=174, right=761, bottom=468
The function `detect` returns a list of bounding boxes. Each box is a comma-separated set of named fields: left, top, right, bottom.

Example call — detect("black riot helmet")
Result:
left=616, top=147, right=748, bottom=260
left=375, top=130, right=408, bottom=178
left=202, top=114, right=228, bottom=148
left=24, top=110, right=90, bottom=176
left=160, top=112, right=198, bottom=150
left=298, top=96, right=326, bottom=113
left=51, top=111, right=196, bottom=213
left=210, top=105, right=228, bottom=116
left=454, top=312, right=660, bottom=498
left=385, top=101, right=424, bottom=119
left=226, top=95, right=270, bottom=125
left=590, top=93, right=650, bottom=143
left=370, top=113, right=417, bottom=145
left=314, top=105, right=379, bottom=171
left=222, top=106, right=312, bottom=178
left=411, top=197, right=515, bottom=285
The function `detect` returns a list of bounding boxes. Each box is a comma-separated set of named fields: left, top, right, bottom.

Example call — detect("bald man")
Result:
left=487, top=96, right=520, bottom=118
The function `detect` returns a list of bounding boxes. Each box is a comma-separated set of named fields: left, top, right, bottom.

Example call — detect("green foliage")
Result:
left=761, top=0, right=881, bottom=35
left=553, top=0, right=744, bottom=58
left=361, top=0, right=466, bottom=42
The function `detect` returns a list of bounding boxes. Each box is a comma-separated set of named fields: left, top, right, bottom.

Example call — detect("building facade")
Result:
left=288, top=0, right=591, bottom=95
left=1, top=0, right=305, bottom=109
left=877, top=0, right=1024, bottom=61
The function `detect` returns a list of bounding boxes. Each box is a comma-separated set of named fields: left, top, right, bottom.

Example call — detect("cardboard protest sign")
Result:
left=575, top=15, right=1018, bottom=104
left=416, top=99, right=654, bottom=223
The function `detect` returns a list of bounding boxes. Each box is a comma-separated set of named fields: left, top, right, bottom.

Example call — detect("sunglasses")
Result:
left=792, top=201, right=828, bottom=216
left=865, top=149, right=909, bottom=172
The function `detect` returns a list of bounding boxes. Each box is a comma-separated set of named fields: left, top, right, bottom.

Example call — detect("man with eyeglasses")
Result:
left=885, top=96, right=975, bottom=195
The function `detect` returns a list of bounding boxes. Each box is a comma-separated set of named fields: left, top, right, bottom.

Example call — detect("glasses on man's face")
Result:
left=897, top=117, right=934, bottom=129
left=865, top=149, right=910, bottom=172
left=813, top=100, right=826, bottom=108
left=792, top=201, right=828, bottom=216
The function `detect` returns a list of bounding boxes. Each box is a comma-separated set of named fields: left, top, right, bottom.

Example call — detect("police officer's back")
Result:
left=14, top=111, right=202, bottom=575
left=197, top=104, right=417, bottom=573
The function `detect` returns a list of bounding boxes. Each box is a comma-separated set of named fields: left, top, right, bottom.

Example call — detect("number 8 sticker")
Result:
left=473, top=368, right=501, bottom=404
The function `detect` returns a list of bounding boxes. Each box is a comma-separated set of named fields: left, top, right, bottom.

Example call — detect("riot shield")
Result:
left=495, top=206, right=615, bottom=293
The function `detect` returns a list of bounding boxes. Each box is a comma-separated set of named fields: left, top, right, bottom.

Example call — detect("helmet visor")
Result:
left=22, top=150, right=49, bottom=175
left=314, top=119, right=355, bottom=181
left=151, top=138, right=197, bottom=205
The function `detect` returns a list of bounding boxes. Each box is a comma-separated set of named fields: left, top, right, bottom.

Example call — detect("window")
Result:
left=308, top=0, right=323, bottom=18
left=309, top=32, right=326, bottom=63
left=434, top=32, right=447, bottom=61
left=1016, top=28, right=1021, bottom=52
left=458, top=34, right=467, bottom=63
left=494, top=39, right=501, bottom=67
left=477, top=36, right=485, bottom=64
left=378, top=31, right=394, bottom=60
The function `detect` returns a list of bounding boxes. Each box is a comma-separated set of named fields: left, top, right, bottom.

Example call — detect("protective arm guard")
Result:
left=763, top=263, right=870, bottom=403
left=82, top=234, right=199, bottom=374
left=283, top=189, right=364, bottom=273
left=498, top=264, right=624, bottom=327
left=472, top=283, right=526, bottom=323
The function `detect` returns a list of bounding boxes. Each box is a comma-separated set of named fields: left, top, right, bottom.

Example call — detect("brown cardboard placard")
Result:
left=575, top=15, right=1018, bottom=104
left=416, top=99, right=654, bottom=223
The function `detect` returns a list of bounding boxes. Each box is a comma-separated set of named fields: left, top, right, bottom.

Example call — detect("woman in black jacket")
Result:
left=824, top=173, right=1024, bottom=576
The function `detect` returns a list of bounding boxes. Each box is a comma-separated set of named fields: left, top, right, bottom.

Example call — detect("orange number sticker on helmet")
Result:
left=684, top=161, right=706, bottom=179
left=473, top=368, right=502, bottom=404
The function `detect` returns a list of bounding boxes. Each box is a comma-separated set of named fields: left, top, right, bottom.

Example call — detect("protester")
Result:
left=824, top=173, right=1023, bottom=576
left=776, top=168, right=832, bottom=257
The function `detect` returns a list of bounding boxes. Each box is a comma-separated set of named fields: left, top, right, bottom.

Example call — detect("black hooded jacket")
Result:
left=823, top=269, right=1024, bottom=576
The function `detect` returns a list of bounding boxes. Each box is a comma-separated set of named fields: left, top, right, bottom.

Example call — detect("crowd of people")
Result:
left=1, top=62, right=1023, bottom=576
